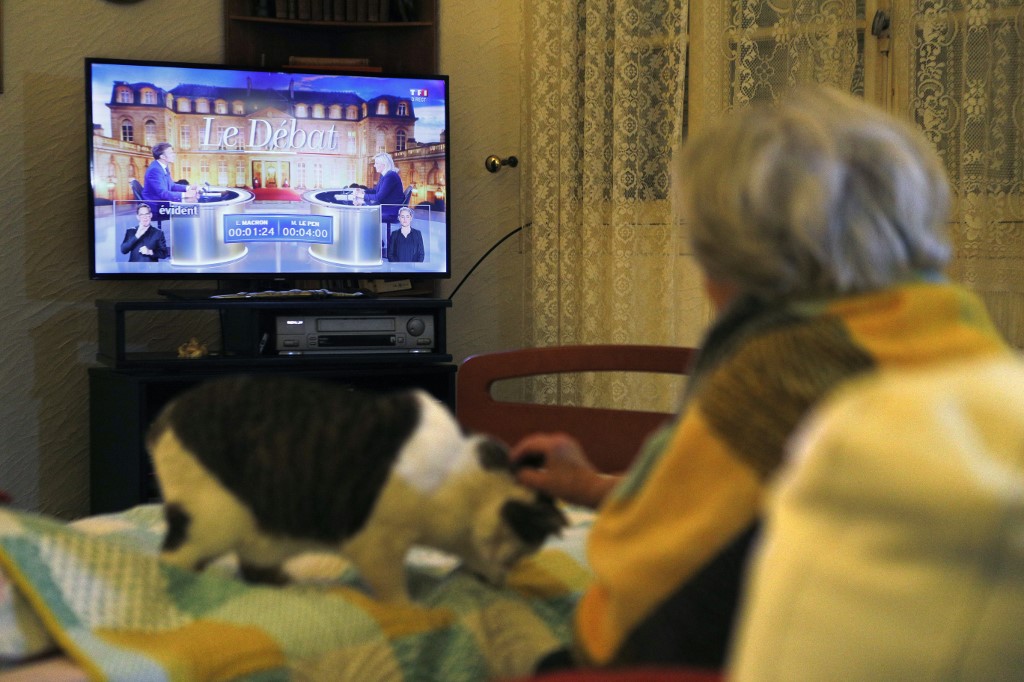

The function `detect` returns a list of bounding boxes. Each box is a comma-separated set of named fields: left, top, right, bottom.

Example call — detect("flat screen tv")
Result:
left=86, top=57, right=450, bottom=284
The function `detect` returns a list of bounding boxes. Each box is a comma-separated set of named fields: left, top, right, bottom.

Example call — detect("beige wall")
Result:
left=0, top=1, right=525, bottom=518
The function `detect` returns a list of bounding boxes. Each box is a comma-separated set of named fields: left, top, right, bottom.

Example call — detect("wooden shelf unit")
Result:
left=224, top=0, right=439, bottom=73
left=89, top=296, right=455, bottom=514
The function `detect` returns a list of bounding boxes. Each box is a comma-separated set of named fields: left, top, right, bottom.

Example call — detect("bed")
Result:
left=0, top=503, right=594, bottom=681
left=1, top=344, right=692, bottom=681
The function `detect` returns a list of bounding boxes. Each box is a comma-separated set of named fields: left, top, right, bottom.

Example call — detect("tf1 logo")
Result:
left=409, top=88, right=429, bottom=102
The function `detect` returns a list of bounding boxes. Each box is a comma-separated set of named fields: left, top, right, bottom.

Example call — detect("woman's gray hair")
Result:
left=677, top=85, right=951, bottom=300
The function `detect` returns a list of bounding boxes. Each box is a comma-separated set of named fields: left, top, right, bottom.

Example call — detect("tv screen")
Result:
left=86, top=57, right=450, bottom=282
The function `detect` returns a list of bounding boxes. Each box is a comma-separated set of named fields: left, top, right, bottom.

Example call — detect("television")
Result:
left=86, top=57, right=450, bottom=286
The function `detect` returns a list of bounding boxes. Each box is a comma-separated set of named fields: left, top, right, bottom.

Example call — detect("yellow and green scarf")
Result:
left=575, top=281, right=1010, bottom=667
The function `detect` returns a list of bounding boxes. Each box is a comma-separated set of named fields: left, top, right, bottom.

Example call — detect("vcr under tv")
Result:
left=275, top=313, right=437, bottom=354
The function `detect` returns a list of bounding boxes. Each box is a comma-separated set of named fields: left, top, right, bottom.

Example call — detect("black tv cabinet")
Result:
left=89, top=297, right=455, bottom=514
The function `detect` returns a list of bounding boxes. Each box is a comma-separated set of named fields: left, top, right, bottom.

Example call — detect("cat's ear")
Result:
left=474, top=438, right=512, bottom=471
left=500, top=497, right=567, bottom=546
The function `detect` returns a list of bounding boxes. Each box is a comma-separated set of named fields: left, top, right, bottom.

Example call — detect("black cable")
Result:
left=447, top=222, right=530, bottom=301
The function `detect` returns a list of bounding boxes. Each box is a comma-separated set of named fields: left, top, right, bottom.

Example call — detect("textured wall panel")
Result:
left=439, top=1, right=526, bottom=365
left=0, top=1, right=223, bottom=518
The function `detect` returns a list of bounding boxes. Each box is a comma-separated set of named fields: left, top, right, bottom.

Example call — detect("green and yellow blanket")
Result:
left=0, top=504, right=592, bottom=681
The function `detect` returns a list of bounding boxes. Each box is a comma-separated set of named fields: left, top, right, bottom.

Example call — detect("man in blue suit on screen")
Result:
left=143, top=143, right=198, bottom=207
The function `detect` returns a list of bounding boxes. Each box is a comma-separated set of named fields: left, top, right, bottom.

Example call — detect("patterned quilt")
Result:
left=0, top=504, right=593, bottom=681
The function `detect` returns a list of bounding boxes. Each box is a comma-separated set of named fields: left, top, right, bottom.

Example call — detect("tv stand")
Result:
left=210, top=288, right=371, bottom=301
left=157, top=288, right=232, bottom=301
left=157, top=279, right=372, bottom=301
left=89, top=296, right=454, bottom=514
left=157, top=288, right=374, bottom=301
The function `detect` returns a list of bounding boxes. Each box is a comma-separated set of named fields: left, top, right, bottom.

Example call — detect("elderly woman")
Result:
left=511, top=86, right=1011, bottom=671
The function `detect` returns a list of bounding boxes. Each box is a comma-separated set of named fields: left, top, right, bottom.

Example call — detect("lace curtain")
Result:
left=522, top=0, right=1024, bottom=413
left=521, top=0, right=700, bottom=411
left=688, top=0, right=863, bottom=116
left=894, top=1, right=1024, bottom=348
left=690, top=0, right=1024, bottom=348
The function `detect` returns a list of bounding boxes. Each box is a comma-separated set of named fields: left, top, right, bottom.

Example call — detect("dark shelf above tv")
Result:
left=224, top=0, right=439, bottom=73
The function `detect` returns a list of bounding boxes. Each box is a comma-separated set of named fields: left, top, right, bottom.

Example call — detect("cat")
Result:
left=145, top=375, right=566, bottom=601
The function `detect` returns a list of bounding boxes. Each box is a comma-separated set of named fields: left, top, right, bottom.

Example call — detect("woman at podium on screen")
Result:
left=351, top=152, right=405, bottom=224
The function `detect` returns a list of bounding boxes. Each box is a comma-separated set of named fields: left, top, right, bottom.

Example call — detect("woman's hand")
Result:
left=510, top=433, right=620, bottom=509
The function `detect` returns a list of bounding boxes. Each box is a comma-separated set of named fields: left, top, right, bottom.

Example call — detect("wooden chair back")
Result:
left=456, top=344, right=697, bottom=473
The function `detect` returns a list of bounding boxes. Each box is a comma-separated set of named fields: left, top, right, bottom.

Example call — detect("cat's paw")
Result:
left=239, top=562, right=290, bottom=585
